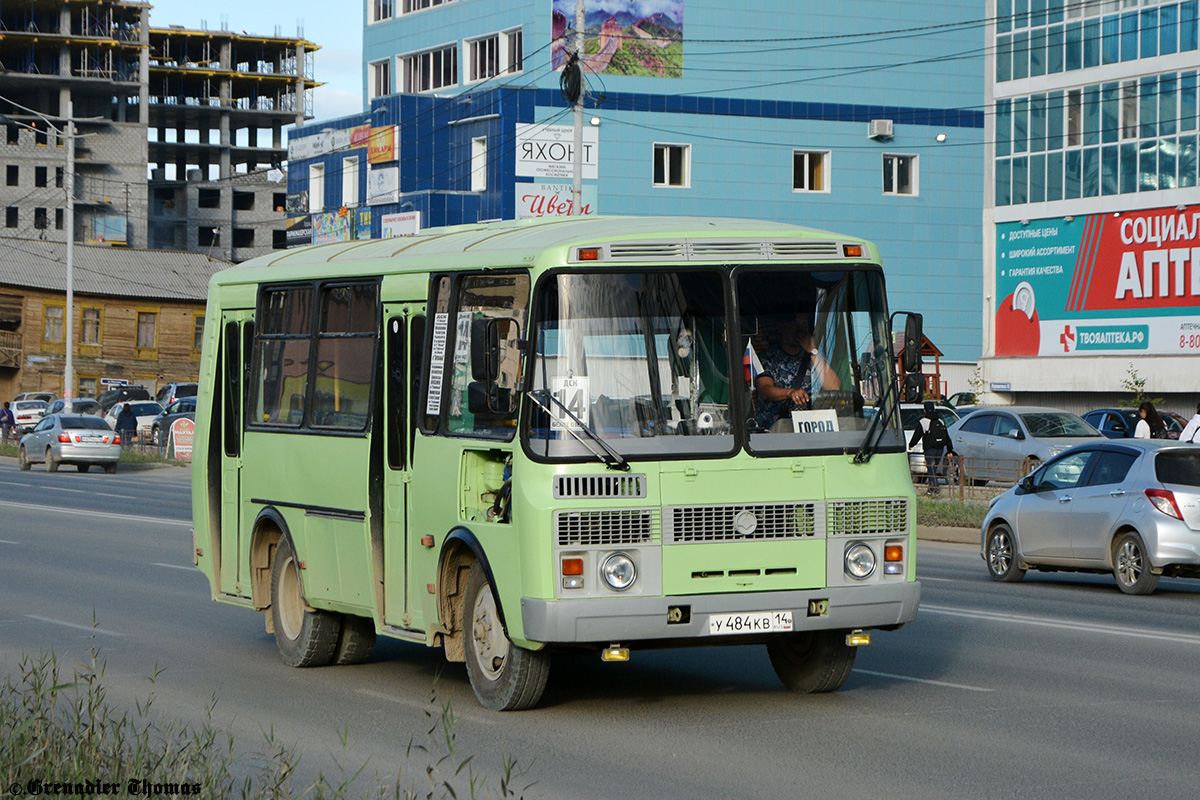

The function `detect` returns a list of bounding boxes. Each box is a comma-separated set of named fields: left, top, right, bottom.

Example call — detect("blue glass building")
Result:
left=287, top=1, right=986, bottom=361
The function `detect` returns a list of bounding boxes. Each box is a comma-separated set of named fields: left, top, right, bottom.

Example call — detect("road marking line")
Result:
left=854, top=669, right=992, bottom=693
left=26, top=615, right=125, bottom=637
left=919, top=577, right=957, bottom=582
left=1, top=481, right=137, bottom=499
left=152, top=562, right=195, bottom=571
left=0, top=539, right=18, bottom=545
left=922, top=604, right=1200, bottom=645
left=0, top=500, right=189, bottom=528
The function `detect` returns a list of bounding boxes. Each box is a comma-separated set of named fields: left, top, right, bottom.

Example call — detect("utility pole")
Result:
left=64, top=98, right=76, bottom=411
left=571, top=0, right=585, bottom=215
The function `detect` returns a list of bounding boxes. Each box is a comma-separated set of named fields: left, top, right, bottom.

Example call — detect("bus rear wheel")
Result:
left=766, top=629, right=857, bottom=693
left=270, top=538, right=341, bottom=668
left=333, top=614, right=377, bottom=665
left=463, top=561, right=549, bottom=711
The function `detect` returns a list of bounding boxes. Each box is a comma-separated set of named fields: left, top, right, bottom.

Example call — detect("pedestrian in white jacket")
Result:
left=1180, top=402, right=1200, bottom=444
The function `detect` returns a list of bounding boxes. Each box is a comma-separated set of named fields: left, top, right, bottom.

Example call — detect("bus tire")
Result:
left=270, top=538, right=341, bottom=668
left=766, top=629, right=857, bottom=693
left=463, top=561, right=549, bottom=711
left=333, top=614, right=377, bottom=666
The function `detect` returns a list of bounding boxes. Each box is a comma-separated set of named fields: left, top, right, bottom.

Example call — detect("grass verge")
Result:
left=1, top=649, right=535, bottom=799
left=915, top=495, right=989, bottom=529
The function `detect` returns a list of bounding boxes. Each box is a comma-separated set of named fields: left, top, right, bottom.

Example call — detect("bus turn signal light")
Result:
left=577, top=247, right=601, bottom=261
left=884, top=545, right=904, bottom=562
left=843, top=244, right=864, bottom=258
left=562, top=558, right=584, bottom=576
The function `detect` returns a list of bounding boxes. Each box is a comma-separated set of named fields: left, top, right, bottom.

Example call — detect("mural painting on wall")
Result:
left=994, top=203, right=1200, bottom=357
left=552, top=0, right=683, bottom=78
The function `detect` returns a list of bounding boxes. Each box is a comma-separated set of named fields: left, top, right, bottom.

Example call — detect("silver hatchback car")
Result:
left=981, top=440, right=1200, bottom=594
left=18, top=413, right=122, bottom=474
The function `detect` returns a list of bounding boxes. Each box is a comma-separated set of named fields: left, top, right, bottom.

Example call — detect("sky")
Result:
left=147, top=1, right=364, bottom=122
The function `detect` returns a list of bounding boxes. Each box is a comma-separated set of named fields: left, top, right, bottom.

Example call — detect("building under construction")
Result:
left=0, top=0, right=318, bottom=262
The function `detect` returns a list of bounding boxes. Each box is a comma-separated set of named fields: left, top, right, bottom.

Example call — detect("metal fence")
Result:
left=909, top=453, right=1028, bottom=502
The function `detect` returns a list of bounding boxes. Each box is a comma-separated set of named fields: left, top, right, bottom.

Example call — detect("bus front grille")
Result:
left=664, top=503, right=818, bottom=543
left=826, top=498, right=909, bottom=536
left=554, top=474, right=648, bottom=499
left=555, top=508, right=660, bottom=547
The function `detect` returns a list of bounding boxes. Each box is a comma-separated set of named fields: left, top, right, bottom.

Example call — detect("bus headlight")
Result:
left=844, top=543, right=876, bottom=580
left=601, top=553, right=637, bottom=591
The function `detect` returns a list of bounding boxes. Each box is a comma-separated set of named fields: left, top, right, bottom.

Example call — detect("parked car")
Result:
left=1081, top=407, right=1141, bottom=439
left=12, top=400, right=49, bottom=435
left=898, top=403, right=961, bottom=475
left=945, top=391, right=977, bottom=409
left=155, top=382, right=198, bottom=406
left=981, top=440, right=1200, bottom=594
left=18, top=413, right=121, bottom=474
left=150, top=396, right=196, bottom=445
left=12, top=391, right=56, bottom=403
left=1161, top=411, right=1188, bottom=440
left=949, top=406, right=1104, bottom=483
left=45, top=398, right=102, bottom=417
left=97, top=386, right=152, bottom=413
left=103, top=401, right=164, bottom=441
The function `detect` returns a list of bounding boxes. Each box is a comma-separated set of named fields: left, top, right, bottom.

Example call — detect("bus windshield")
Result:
left=525, top=266, right=902, bottom=460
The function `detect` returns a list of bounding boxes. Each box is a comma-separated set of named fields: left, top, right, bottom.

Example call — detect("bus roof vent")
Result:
left=607, top=243, right=685, bottom=260
left=554, top=474, right=648, bottom=499
left=770, top=241, right=841, bottom=258
left=689, top=241, right=769, bottom=258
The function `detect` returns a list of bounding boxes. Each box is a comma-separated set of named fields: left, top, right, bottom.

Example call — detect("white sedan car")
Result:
left=104, top=401, right=164, bottom=441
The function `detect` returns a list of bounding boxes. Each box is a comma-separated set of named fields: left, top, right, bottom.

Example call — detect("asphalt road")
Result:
left=2, top=461, right=1199, bottom=799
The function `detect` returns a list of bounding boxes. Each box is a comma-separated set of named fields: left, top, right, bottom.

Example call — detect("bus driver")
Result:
left=752, top=313, right=840, bottom=432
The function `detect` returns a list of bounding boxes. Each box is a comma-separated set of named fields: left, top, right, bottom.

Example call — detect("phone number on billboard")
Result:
left=1181, top=334, right=1200, bottom=349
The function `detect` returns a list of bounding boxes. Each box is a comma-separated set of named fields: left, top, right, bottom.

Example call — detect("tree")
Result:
left=1120, top=362, right=1164, bottom=407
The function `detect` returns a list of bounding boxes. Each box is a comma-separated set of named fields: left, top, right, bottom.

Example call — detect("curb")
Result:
left=917, top=525, right=977, bottom=545
left=0, top=454, right=187, bottom=471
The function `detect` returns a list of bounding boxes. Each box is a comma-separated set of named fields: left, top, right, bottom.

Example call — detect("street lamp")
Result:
left=0, top=97, right=81, bottom=410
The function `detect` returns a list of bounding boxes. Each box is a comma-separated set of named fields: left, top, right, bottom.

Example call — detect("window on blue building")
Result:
left=997, top=35, right=1013, bottom=82
left=997, top=100, right=1013, bottom=157
left=1046, top=151, right=1064, bottom=200
left=1065, top=150, right=1081, bottom=198
left=1140, top=76, right=1158, bottom=139
left=1161, top=4, right=1179, bottom=56
left=1101, top=145, right=1118, bottom=195
left=1101, top=83, right=1119, bottom=144
left=1161, top=138, right=1178, bottom=189
left=1140, top=8, right=1158, bottom=58
left=1031, top=28, right=1046, bottom=76
left=1183, top=72, right=1198, bottom=131
left=1120, top=11, right=1138, bottom=61
left=792, top=151, right=829, bottom=192
left=370, top=0, right=393, bottom=23
left=1102, top=15, right=1120, bottom=64
left=1183, top=2, right=1199, bottom=51
left=1180, top=135, right=1198, bottom=187
left=1140, top=140, right=1159, bottom=190
left=1161, top=75, right=1177, bottom=136
left=1084, top=18, right=1102, bottom=66
left=654, top=144, right=690, bottom=188
left=1047, top=25, right=1064, bottom=73
left=1120, top=142, right=1138, bottom=193
left=1121, top=81, right=1138, bottom=140
left=1065, top=21, right=1083, bottom=69
left=996, top=158, right=1012, bottom=206
left=1082, top=147, right=1099, bottom=197
left=882, top=155, right=917, bottom=196
left=1013, top=31, right=1030, bottom=79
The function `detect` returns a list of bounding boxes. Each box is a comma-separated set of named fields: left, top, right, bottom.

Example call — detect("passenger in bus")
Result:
left=752, top=314, right=841, bottom=432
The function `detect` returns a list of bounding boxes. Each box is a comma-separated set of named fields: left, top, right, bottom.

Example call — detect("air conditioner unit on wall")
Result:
left=868, top=119, right=894, bottom=140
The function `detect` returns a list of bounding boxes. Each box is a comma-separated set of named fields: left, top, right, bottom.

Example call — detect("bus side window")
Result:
left=446, top=273, right=530, bottom=438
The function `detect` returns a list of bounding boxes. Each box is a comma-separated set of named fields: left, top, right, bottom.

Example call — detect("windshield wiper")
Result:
left=854, top=369, right=898, bottom=464
left=527, top=389, right=630, bottom=472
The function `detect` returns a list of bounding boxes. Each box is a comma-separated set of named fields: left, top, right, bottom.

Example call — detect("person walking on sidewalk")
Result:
left=910, top=400, right=955, bottom=495
left=1180, top=401, right=1200, bottom=444
left=0, top=402, right=14, bottom=445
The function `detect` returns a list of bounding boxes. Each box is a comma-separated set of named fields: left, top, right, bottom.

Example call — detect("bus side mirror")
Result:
left=471, top=318, right=500, bottom=381
left=901, top=312, right=923, bottom=374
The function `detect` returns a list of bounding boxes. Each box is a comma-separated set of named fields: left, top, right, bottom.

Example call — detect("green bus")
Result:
left=191, top=216, right=921, bottom=710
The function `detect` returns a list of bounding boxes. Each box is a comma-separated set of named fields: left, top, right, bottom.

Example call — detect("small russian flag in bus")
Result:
left=743, top=341, right=764, bottom=383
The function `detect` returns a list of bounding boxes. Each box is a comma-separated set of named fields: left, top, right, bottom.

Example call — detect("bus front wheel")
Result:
left=270, top=538, right=342, bottom=668
left=766, top=629, right=857, bottom=693
left=462, top=561, right=549, bottom=711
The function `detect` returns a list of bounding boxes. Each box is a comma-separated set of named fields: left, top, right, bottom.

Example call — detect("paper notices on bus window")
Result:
left=426, top=313, right=449, bottom=416
left=791, top=409, right=839, bottom=434
left=549, top=375, right=589, bottom=430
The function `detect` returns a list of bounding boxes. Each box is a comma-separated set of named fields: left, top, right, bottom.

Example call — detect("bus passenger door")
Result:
left=382, top=307, right=423, bottom=627
left=218, top=313, right=252, bottom=597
